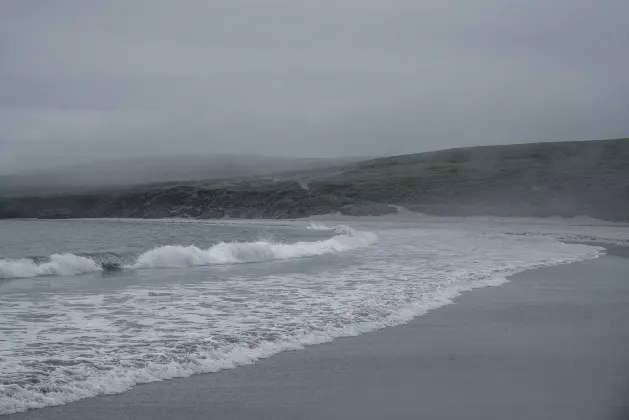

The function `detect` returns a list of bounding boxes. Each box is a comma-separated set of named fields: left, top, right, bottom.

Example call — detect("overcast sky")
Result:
left=1, top=0, right=628, bottom=173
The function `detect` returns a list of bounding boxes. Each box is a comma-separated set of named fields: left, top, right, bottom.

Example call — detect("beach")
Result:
left=5, top=244, right=628, bottom=420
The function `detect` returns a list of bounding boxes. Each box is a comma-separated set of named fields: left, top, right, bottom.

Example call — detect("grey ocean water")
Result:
left=0, top=218, right=607, bottom=415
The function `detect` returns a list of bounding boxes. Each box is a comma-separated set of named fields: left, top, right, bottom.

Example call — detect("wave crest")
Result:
left=0, top=227, right=377, bottom=279
left=307, top=222, right=334, bottom=230
left=130, top=228, right=376, bottom=268
left=0, top=254, right=102, bottom=279
left=307, top=222, right=353, bottom=235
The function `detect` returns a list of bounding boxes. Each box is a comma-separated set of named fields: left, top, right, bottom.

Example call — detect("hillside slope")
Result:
left=1, top=139, right=628, bottom=221
left=307, top=138, right=629, bottom=220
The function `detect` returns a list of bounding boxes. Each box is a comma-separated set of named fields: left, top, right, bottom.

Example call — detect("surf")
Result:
left=0, top=225, right=377, bottom=279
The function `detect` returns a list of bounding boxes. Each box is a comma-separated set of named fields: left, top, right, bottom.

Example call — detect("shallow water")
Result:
left=0, top=218, right=604, bottom=414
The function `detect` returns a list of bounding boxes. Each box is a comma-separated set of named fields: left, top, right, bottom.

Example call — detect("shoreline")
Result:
left=5, top=244, right=628, bottom=419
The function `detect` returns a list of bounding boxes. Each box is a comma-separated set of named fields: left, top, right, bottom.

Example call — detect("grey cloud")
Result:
left=1, top=0, right=628, bottom=173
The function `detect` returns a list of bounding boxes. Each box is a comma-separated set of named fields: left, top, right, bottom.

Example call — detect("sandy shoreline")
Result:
left=5, top=248, right=629, bottom=420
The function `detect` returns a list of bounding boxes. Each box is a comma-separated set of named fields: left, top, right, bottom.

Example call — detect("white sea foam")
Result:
left=307, top=222, right=354, bottom=235
left=130, top=228, right=376, bottom=269
left=0, top=254, right=102, bottom=279
left=0, top=225, right=604, bottom=414
left=0, top=227, right=376, bottom=279
left=307, top=222, right=334, bottom=230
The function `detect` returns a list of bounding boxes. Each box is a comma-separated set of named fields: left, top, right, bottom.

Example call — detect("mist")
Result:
left=1, top=0, right=628, bottom=174
left=0, top=154, right=363, bottom=188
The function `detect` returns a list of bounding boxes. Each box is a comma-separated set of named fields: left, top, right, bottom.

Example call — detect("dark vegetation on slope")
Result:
left=1, top=138, right=628, bottom=221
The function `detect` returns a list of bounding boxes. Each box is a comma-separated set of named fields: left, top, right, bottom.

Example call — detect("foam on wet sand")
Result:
left=5, top=245, right=629, bottom=420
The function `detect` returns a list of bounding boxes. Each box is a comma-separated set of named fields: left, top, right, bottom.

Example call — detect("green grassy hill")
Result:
left=1, top=138, right=628, bottom=221
left=306, top=138, right=629, bottom=219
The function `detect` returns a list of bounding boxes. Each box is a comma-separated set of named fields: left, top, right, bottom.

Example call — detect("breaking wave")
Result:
left=307, top=222, right=335, bottom=230
left=0, top=254, right=101, bottom=279
left=0, top=220, right=606, bottom=415
left=307, top=222, right=353, bottom=234
left=0, top=226, right=377, bottom=280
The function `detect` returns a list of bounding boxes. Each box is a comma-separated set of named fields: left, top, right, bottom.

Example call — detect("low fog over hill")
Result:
left=0, top=154, right=364, bottom=191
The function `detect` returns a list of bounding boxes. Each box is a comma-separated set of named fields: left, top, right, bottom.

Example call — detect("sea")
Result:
left=0, top=216, right=622, bottom=415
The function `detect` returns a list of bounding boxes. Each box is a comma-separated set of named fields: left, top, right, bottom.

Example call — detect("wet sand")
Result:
left=7, top=247, right=629, bottom=420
